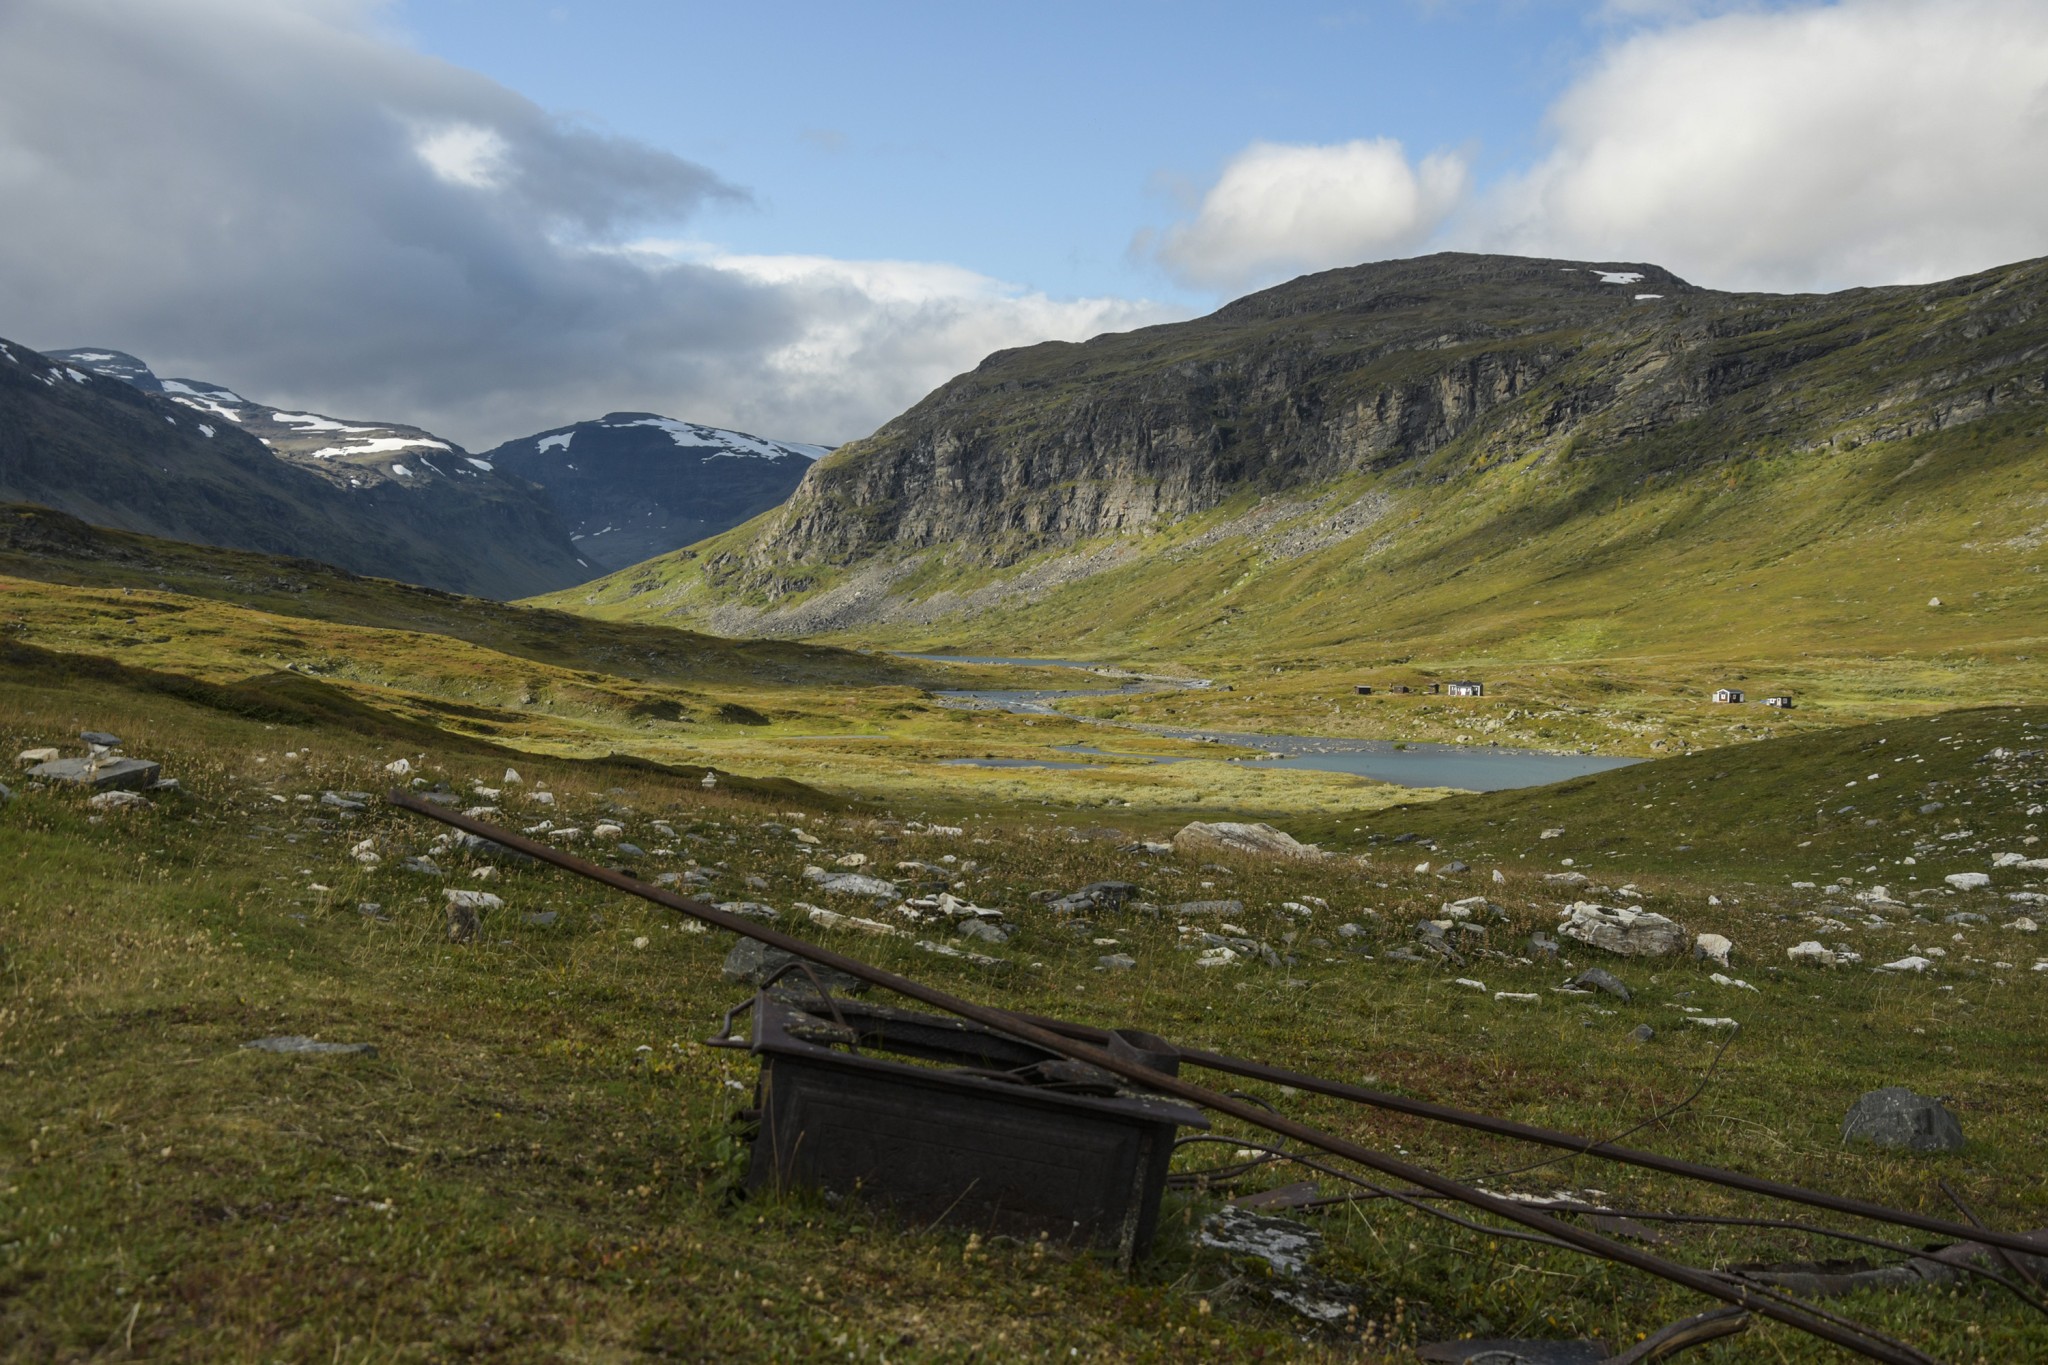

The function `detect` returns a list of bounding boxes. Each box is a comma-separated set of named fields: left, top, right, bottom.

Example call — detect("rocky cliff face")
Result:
left=563, top=250, right=2048, bottom=645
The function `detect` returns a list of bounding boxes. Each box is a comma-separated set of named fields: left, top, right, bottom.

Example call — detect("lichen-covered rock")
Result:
left=1557, top=902, right=1687, bottom=957
left=1172, top=821, right=1323, bottom=861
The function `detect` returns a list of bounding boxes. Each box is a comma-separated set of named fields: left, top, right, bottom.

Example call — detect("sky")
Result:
left=2, top=0, right=2045, bottom=450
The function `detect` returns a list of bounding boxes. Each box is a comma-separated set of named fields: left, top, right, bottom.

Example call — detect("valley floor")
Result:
left=4, top=636, right=2047, bottom=1362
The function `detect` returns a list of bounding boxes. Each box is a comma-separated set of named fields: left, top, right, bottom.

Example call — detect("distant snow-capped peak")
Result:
left=532, top=413, right=828, bottom=462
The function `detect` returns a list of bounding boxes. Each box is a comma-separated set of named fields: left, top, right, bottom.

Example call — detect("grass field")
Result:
left=5, top=626, right=2048, bottom=1361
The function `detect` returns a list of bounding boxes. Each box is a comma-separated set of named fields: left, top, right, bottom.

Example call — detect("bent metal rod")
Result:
left=392, top=792, right=1951, bottom=1364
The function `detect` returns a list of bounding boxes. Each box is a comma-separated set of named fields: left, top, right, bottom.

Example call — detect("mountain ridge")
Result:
left=553, top=250, right=2048, bottom=673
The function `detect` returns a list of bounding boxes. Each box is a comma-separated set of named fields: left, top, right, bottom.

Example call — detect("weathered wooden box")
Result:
left=744, top=994, right=1204, bottom=1264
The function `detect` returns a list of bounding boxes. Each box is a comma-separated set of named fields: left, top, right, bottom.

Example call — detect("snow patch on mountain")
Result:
left=603, top=416, right=825, bottom=461
left=270, top=411, right=382, bottom=434
left=536, top=431, right=573, bottom=453
left=309, top=437, right=453, bottom=460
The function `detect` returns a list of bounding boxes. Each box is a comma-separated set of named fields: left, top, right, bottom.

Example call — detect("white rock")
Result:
left=528, top=790, right=555, bottom=806
left=1787, top=941, right=1837, bottom=967
left=1877, top=955, right=1934, bottom=973
left=503, top=768, right=522, bottom=784
left=16, top=747, right=59, bottom=768
left=1993, top=852, right=2027, bottom=868
left=445, top=889, right=503, bottom=911
left=1946, top=872, right=1992, bottom=891
left=86, top=790, right=151, bottom=811
left=2008, top=918, right=2039, bottom=933
left=1685, top=1017, right=1740, bottom=1029
left=1694, top=933, right=1734, bottom=968
left=1494, top=991, right=1539, bottom=1003
left=1558, top=903, right=1689, bottom=957
left=700, top=772, right=717, bottom=789
left=1172, top=821, right=1324, bottom=861
left=834, top=852, right=870, bottom=868
left=384, top=758, right=412, bottom=776
left=1492, top=869, right=1506, bottom=884
left=1454, top=978, right=1488, bottom=991
left=805, top=905, right=902, bottom=936
left=1710, top=972, right=1759, bottom=991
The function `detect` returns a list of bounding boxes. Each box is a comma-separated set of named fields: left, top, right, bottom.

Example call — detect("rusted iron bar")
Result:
left=1015, top=1009, right=2046, bottom=1262
left=389, top=794, right=1937, bottom=1364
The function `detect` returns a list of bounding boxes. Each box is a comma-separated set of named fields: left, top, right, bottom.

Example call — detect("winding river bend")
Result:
left=906, top=655, right=1639, bottom=793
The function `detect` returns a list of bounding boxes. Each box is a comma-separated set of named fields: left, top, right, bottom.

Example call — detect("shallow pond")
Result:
left=928, top=662, right=1638, bottom=792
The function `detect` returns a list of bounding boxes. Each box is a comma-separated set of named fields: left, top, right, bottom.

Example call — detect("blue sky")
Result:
left=386, top=0, right=1612, bottom=308
left=2, top=1, right=2044, bottom=446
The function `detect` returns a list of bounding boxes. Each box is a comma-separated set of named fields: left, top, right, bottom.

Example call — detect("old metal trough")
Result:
left=734, top=990, right=1205, bottom=1264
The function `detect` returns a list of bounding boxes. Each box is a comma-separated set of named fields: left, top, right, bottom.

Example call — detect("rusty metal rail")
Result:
left=391, top=792, right=1955, bottom=1364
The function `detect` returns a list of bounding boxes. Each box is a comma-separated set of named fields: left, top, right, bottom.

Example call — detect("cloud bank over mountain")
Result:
left=0, top=0, right=1172, bottom=448
left=1143, top=0, right=2048, bottom=295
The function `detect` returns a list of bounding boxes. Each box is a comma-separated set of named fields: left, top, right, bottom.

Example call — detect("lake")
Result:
left=927, top=662, right=1638, bottom=792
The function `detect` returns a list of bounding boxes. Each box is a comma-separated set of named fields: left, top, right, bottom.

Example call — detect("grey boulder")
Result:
left=1842, top=1087, right=1965, bottom=1153
left=722, top=938, right=866, bottom=995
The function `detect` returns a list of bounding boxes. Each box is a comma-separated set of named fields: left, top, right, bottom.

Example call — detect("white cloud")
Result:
left=1485, top=0, right=2048, bottom=290
left=1145, top=138, right=1469, bottom=291
left=628, top=245, right=1184, bottom=442
left=0, top=0, right=1168, bottom=449
left=413, top=123, right=509, bottom=189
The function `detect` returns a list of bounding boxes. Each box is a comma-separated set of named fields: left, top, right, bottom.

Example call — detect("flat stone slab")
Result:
left=241, top=1035, right=377, bottom=1057
left=28, top=756, right=161, bottom=792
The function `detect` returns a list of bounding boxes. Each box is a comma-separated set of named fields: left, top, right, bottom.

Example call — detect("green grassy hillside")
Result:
left=547, top=253, right=2048, bottom=756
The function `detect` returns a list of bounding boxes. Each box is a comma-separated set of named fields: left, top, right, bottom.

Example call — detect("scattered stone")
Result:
left=1098, top=953, right=1137, bottom=971
left=1787, top=941, right=1837, bottom=967
left=1195, top=946, right=1241, bottom=967
left=1199, top=1207, right=1358, bottom=1326
left=16, top=747, right=59, bottom=767
left=1172, top=821, right=1323, bottom=860
left=320, top=791, right=366, bottom=811
left=2009, top=917, right=2039, bottom=932
left=1542, top=870, right=1590, bottom=886
left=957, top=917, right=1010, bottom=945
left=722, top=938, right=868, bottom=994
left=1539, top=828, right=1566, bottom=839
left=1570, top=967, right=1632, bottom=1002
left=1048, top=881, right=1141, bottom=914
left=616, top=842, right=646, bottom=858
left=804, top=905, right=903, bottom=936
left=1558, top=903, right=1687, bottom=957
left=1842, top=1087, right=1965, bottom=1153
left=1494, top=991, right=1539, bottom=1003
left=913, top=939, right=1013, bottom=972
left=1336, top=922, right=1365, bottom=939
left=1684, top=1016, right=1740, bottom=1030
left=1173, top=898, right=1243, bottom=917
left=1945, top=872, right=1992, bottom=891
left=86, top=790, right=152, bottom=812
left=713, top=901, right=781, bottom=922
left=803, top=869, right=900, bottom=899
left=1877, top=955, right=1935, bottom=973
left=241, top=1035, right=376, bottom=1057
left=1492, top=868, right=1507, bottom=884
left=1527, top=931, right=1560, bottom=962
left=1630, top=1024, right=1655, bottom=1043
left=1438, top=860, right=1470, bottom=875
left=384, top=758, right=412, bottom=776
left=400, top=855, right=445, bottom=876
left=28, top=755, right=162, bottom=792
left=1693, top=933, right=1735, bottom=968
left=1454, top=977, right=1487, bottom=992
left=503, top=768, right=521, bottom=784
left=522, top=911, right=559, bottom=927
left=79, top=730, right=121, bottom=749
left=1709, top=972, right=1759, bottom=992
